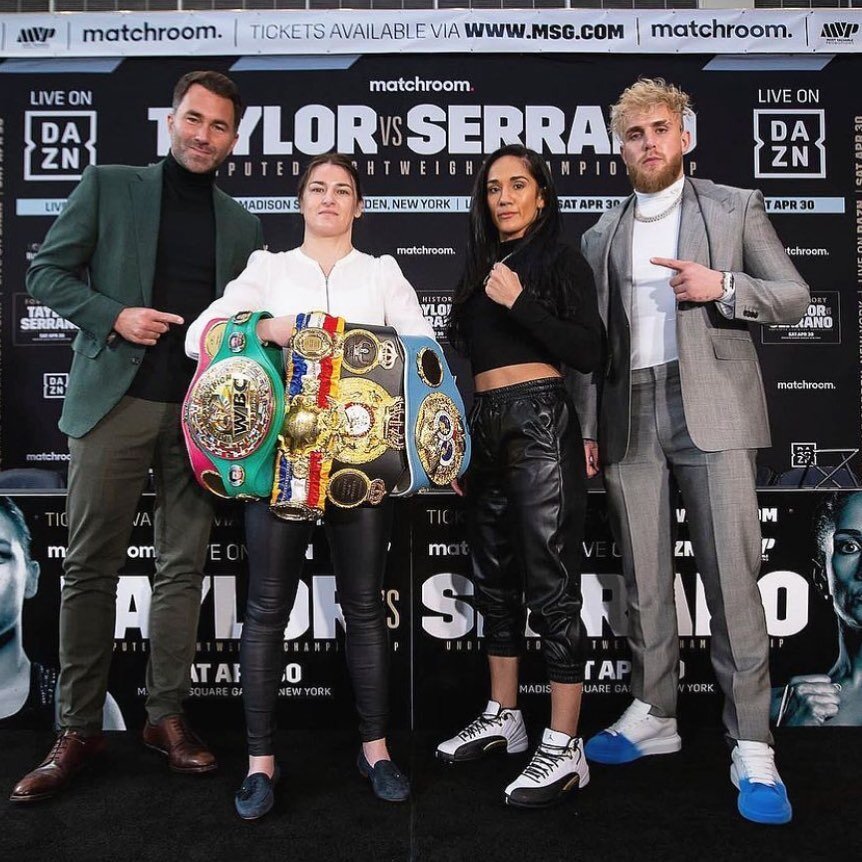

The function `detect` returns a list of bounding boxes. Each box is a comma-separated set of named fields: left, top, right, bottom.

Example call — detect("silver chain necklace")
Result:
left=633, top=191, right=683, bottom=224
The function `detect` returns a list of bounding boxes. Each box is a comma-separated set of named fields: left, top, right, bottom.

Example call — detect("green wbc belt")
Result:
left=182, top=311, right=285, bottom=499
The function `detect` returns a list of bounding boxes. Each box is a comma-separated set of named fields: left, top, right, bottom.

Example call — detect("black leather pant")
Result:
left=242, top=499, right=393, bottom=755
left=467, top=378, right=587, bottom=684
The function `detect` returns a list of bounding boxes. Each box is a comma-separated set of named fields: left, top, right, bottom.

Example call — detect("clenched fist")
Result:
left=778, top=674, right=841, bottom=726
left=484, top=262, right=524, bottom=309
left=256, top=315, right=296, bottom=348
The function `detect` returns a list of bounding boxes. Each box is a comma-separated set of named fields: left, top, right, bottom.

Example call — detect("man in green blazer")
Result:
left=11, top=71, right=263, bottom=803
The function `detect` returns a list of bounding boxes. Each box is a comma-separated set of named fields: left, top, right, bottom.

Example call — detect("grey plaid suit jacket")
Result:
left=569, top=177, right=810, bottom=464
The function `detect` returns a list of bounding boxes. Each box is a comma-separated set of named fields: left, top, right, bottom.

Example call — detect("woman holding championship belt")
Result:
left=438, top=145, right=603, bottom=808
left=186, top=154, right=434, bottom=819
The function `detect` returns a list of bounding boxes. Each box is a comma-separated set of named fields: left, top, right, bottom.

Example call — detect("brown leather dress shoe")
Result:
left=142, top=715, right=217, bottom=773
left=10, top=730, right=106, bottom=803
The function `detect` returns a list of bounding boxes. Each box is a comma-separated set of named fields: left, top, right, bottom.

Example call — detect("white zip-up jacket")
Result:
left=185, top=246, right=435, bottom=358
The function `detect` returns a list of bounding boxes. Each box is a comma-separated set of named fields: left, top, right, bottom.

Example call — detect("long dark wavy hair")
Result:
left=446, top=145, right=573, bottom=350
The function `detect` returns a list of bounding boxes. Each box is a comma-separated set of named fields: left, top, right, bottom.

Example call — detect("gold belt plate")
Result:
left=185, top=357, right=276, bottom=460
left=416, top=392, right=467, bottom=485
left=331, top=377, right=404, bottom=465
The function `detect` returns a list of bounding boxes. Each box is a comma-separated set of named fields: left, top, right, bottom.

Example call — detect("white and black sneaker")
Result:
left=504, top=729, right=589, bottom=808
left=436, top=700, right=529, bottom=763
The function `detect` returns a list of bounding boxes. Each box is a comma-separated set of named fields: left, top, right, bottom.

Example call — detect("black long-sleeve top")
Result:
left=460, top=239, right=603, bottom=374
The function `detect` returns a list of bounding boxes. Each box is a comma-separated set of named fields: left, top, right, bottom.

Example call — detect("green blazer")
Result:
left=27, top=161, right=264, bottom=438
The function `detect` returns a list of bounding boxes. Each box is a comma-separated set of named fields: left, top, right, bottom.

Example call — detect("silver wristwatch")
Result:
left=720, top=270, right=735, bottom=302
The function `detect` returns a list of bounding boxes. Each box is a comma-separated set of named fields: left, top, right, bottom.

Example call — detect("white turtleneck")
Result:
left=630, top=175, right=685, bottom=370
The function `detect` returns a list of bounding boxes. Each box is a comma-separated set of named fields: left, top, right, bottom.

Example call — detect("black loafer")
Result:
left=357, top=752, right=410, bottom=802
left=234, top=766, right=280, bottom=820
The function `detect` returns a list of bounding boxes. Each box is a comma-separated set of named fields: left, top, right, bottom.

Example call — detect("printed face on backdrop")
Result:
left=485, top=155, right=545, bottom=242
left=620, top=104, right=689, bottom=194
left=167, top=83, right=238, bottom=174
left=299, top=163, right=363, bottom=242
left=0, top=510, right=39, bottom=640
left=823, top=492, right=862, bottom=630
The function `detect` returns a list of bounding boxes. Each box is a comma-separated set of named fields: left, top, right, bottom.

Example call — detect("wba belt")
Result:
left=182, top=311, right=470, bottom=520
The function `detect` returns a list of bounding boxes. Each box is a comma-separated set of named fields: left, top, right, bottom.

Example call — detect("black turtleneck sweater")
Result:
left=461, top=238, right=603, bottom=375
left=127, top=151, right=216, bottom=402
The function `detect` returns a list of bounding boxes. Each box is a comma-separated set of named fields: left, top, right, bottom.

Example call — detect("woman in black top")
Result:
left=437, top=145, right=603, bottom=808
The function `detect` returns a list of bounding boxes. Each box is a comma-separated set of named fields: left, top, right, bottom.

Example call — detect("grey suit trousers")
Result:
left=604, top=361, right=772, bottom=743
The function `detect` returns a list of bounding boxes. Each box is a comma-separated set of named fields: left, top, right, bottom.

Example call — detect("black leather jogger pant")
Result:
left=467, top=378, right=587, bottom=684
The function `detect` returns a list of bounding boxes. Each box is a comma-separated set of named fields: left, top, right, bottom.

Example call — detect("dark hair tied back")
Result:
left=296, top=154, right=364, bottom=203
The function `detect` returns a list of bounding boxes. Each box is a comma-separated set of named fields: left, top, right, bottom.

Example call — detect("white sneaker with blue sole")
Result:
left=730, top=741, right=792, bottom=825
left=585, top=698, right=682, bottom=764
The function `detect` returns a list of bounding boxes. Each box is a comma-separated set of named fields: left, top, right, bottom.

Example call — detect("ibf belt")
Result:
left=182, top=311, right=284, bottom=499
left=397, top=334, right=471, bottom=496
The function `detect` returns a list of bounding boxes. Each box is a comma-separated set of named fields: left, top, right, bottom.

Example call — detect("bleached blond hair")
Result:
left=610, top=78, right=693, bottom=139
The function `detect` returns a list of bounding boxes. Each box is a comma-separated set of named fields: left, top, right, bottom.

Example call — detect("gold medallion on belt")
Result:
left=416, top=392, right=466, bottom=485
left=293, top=327, right=339, bottom=361
left=332, top=377, right=404, bottom=464
left=279, top=377, right=404, bottom=466
left=342, top=329, right=398, bottom=375
left=185, top=358, right=276, bottom=460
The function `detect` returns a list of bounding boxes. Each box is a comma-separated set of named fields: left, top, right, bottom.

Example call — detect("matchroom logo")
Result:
left=25, top=111, right=97, bottom=181
left=753, top=110, right=826, bottom=180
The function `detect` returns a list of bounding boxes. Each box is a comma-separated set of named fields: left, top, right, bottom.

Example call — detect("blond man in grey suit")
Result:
left=571, top=79, right=809, bottom=825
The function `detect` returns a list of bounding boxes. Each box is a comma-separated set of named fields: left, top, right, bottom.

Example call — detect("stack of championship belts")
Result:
left=182, top=310, right=470, bottom=520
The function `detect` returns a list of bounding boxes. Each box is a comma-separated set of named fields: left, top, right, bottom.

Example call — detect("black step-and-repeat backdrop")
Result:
left=1, top=52, right=860, bottom=477
left=2, top=491, right=860, bottom=731
left=1, top=39, right=861, bottom=731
